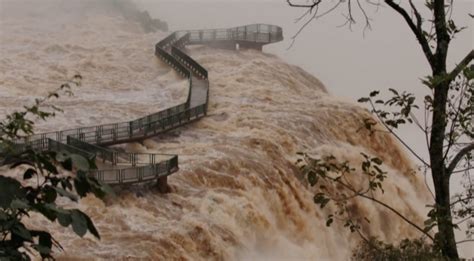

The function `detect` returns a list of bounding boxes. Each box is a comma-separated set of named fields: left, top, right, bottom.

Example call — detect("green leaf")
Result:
left=32, top=244, right=52, bottom=257
left=38, top=154, right=58, bottom=174
left=314, top=193, right=330, bottom=209
left=371, top=157, right=383, bottom=165
left=369, top=90, right=379, bottom=97
left=320, top=198, right=330, bottom=208
left=35, top=203, right=58, bottom=222
left=326, top=218, right=334, bottom=227
left=12, top=223, right=33, bottom=241
left=94, top=180, right=114, bottom=199
left=54, top=187, right=78, bottom=202
left=357, top=97, right=370, bottom=103
left=71, top=210, right=88, bottom=237
left=74, top=173, right=91, bottom=198
left=307, top=171, right=318, bottom=186
left=70, top=154, right=90, bottom=171
left=0, top=176, right=25, bottom=208
left=0, top=210, right=8, bottom=220
left=83, top=212, right=100, bottom=239
left=61, top=157, right=73, bottom=171
left=463, top=65, right=474, bottom=80
left=42, top=186, right=57, bottom=204
left=10, top=199, right=29, bottom=209
left=56, top=209, right=72, bottom=227
left=37, top=231, right=53, bottom=257
left=55, top=150, right=70, bottom=162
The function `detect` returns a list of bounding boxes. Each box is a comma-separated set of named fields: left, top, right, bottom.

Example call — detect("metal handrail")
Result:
left=171, top=46, right=208, bottom=79
left=90, top=155, right=178, bottom=184
left=15, top=24, right=282, bottom=185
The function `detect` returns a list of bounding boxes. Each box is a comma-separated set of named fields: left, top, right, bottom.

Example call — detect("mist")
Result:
left=0, top=0, right=472, bottom=259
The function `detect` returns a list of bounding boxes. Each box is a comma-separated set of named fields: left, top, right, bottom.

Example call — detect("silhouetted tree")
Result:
left=0, top=76, right=111, bottom=260
left=290, top=0, right=473, bottom=259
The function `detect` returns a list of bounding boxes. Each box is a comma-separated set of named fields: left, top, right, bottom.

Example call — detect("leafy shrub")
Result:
left=352, top=238, right=444, bottom=261
left=0, top=77, right=110, bottom=260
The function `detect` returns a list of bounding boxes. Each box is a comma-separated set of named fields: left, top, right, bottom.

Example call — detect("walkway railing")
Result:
left=15, top=24, right=283, bottom=185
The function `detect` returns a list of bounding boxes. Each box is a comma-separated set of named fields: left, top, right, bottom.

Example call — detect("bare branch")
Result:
left=408, top=0, right=423, bottom=34
left=443, top=77, right=467, bottom=160
left=287, top=0, right=321, bottom=9
left=368, top=99, right=431, bottom=167
left=357, top=192, right=435, bottom=240
left=323, top=170, right=435, bottom=241
left=288, top=0, right=343, bottom=48
left=446, top=49, right=474, bottom=83
left=450, top=196, right=474, bottom=207
left=447, top=143, right=474, bottom=175
left=357, top=0, right=372, bottom=34
left=384, top=0, right=435, bottom=67
left=456, top=239, right=474, bottom=245
left=423, top=167, right=436, bottom=200
left=451, top=167, right=473, bottom=174
left=454, top=216, right=472, bottom=225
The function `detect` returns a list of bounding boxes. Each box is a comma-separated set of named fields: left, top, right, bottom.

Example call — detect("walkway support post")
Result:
left=18, top=24, right=283, bottom=189
left=156, top=176, right=170, bottom=193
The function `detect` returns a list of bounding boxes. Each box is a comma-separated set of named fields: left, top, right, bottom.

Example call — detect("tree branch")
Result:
left=384, top=0, right=435, bottom=68
left=330, top=174, right=435, bottom=241
left=451, top=167, right=473, bottom=174
left=447, top=143, right=474, bottom=175
left=287, top=0, right=321, bottom=10
left=443, top=78, right=467, bottom=161
left=408, top=0, right=423, bottom=34
left=357, top=193, right=435, bottom=241
left=446, top=49, right=474, bottom=83
left=456, top=239, right=474, bottom=245
left=450, top=196, right=473, bottom=206
left=368, top=99, right=431, bottom=167
left=288, top=0, right=343, bottom=48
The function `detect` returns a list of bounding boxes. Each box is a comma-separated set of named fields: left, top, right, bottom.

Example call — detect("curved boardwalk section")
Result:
left=18, top=24, right=283, bottom=186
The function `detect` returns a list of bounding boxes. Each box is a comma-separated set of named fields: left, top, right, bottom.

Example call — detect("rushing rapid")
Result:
left=0, top=1, right=431, bottom=260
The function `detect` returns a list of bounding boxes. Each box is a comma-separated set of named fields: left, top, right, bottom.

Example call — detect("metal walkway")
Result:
left=16, top=24, right=283, bottom=185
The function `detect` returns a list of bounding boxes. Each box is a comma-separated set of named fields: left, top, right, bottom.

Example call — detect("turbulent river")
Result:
left=1, top=1, right=432, bottom=260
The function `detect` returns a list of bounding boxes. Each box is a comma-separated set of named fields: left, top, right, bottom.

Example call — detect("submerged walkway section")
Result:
left=17, top=24, right=283, bottom=186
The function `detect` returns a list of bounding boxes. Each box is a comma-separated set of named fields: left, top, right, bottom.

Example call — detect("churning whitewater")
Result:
left=0, top=1, right=431, bottom=260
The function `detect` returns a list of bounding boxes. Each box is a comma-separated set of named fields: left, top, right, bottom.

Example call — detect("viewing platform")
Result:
left=16, top=24, right=283, bottom=191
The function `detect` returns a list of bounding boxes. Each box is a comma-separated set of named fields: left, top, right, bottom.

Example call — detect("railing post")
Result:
left=21, top=24, right=281, bottom=188
left=111, top=128, right=116, bottom=142
left=95, top=126, right=100, bottom=144
left=113, top=152, right=118, bottom=165
left=79, top=132, right=85, bottom=142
